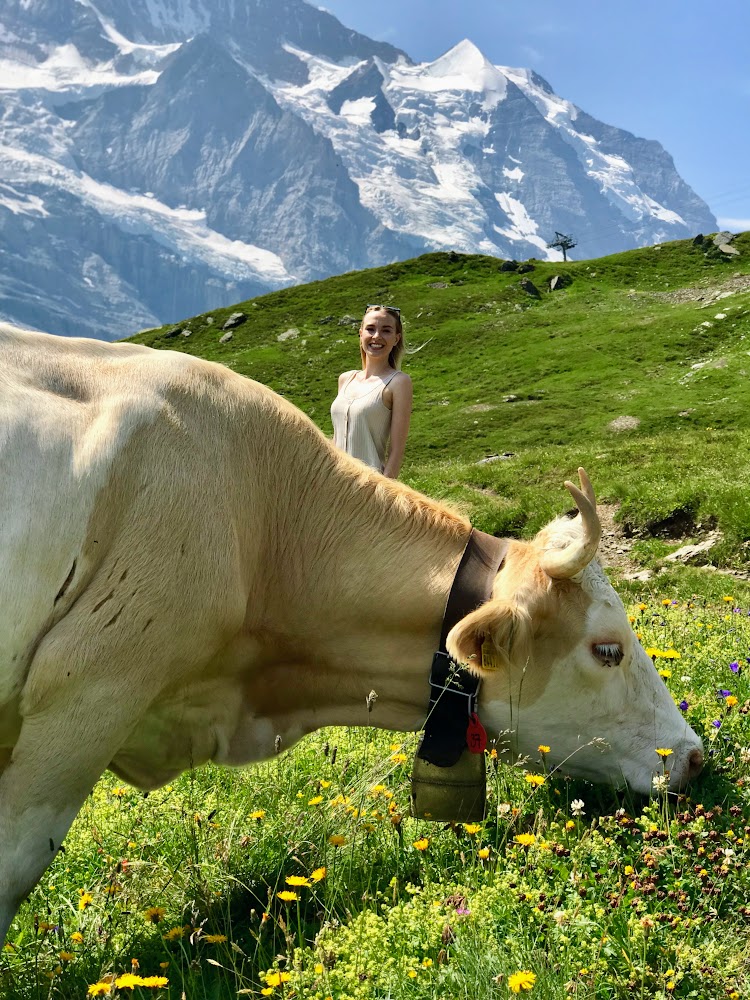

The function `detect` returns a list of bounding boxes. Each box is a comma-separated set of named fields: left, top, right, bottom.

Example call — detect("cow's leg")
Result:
left=0, top=672, right=156, bottom=943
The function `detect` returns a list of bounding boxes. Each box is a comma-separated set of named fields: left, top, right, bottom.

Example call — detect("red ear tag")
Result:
left=466, top=713, right=487, bottom=754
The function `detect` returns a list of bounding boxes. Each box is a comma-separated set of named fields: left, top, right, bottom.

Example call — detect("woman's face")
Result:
left=360, top=309, right=400, bottom=361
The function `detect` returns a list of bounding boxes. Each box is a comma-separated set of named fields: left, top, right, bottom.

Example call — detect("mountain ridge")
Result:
left=0, top=0, right=717, bottom=339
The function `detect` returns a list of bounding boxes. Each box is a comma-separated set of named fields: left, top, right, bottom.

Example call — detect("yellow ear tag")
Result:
left=481, top=640, right=503, bottom=672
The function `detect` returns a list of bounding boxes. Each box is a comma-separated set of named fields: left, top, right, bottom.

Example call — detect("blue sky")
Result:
left=318, top=0, right=750, bottom=230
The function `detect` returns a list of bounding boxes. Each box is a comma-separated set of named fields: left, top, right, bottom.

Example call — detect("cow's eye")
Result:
left=593, top=643, right=624, bottom=666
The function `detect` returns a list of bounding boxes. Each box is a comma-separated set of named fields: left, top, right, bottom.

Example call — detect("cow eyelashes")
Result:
left=593, top=643, right=624, bottom=666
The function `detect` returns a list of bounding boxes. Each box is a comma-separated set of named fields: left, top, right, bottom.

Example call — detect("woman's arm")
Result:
left=383, top=373, right=413, bottom=478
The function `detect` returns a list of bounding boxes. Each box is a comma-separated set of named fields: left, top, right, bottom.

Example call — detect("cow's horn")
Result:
left=541, top=467, right=602, bottom=579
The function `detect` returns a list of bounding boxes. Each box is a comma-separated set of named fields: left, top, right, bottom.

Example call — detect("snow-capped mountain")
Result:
left=0, top=0, right=716, bottom=340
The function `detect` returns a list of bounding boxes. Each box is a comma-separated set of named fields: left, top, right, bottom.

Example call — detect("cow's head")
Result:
left=447, top=469, right=704, bottom=795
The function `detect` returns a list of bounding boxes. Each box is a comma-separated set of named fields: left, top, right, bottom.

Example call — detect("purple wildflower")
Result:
left=678, top=700, right=689, bottom=711
left=718, top=689, right=732, bottom=698
left=712, top=720, right=722, bottom=729
left=455, top=907, right=471, bottom=916
left=730, top=662, right=740, bottom=674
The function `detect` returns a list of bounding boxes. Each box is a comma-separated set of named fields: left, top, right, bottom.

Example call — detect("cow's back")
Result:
left=0, top=327, right=251, bottom=719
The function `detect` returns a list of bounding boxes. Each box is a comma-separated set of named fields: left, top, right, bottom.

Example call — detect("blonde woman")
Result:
left=331, top=305, right=413, bottom=478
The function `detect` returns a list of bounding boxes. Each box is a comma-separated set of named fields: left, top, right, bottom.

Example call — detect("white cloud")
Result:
left=717, top=217, right=750, bottom=231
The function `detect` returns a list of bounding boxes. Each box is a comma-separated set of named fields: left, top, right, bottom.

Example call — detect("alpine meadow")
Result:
left=3, top=234, right=750, bottom=1000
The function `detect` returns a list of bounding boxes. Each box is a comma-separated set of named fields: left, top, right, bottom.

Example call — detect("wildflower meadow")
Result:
left=2, top=588, right=750, bottom=999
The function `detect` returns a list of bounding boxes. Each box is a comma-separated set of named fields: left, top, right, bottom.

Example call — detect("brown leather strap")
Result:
left=439, top=529, right=509, bottom=651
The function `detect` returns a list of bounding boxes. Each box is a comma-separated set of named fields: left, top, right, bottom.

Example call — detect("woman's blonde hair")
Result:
left=359, top=306, right=405, bottom=370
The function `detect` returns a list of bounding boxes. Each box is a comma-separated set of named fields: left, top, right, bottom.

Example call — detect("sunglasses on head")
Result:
left=366, top=304, right=401, bottom=317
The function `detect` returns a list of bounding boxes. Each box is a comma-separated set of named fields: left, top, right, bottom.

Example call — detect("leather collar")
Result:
left=417, top=529, right=509, bottom=767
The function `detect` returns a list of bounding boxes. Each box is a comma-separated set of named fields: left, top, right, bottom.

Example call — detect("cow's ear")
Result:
left=447, top=600, right=528, bottom=675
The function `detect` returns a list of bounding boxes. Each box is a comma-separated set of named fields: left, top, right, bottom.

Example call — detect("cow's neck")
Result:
left=242, top=464, right=473, bottom=744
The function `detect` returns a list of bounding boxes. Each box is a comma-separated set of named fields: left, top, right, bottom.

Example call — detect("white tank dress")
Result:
left=330, top=371, right=398, bottom=472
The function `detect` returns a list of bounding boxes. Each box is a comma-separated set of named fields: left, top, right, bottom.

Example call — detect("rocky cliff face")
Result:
left=0, top=0, right=716, bottom=339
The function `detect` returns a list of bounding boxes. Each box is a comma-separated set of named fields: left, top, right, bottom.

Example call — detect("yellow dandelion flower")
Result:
left=478, top=847, right=490, bottom=860
left=328, top=834, right=346, bottom=847
left=514, top=833, right=536, bottom=847
left=413, top=837, right=429, bottom=851
left=319, top=779, right=331, bottom=788
left=111, top=787, right=127, bottom=798
left=310, top=867, right=327, bottom=881
left=78, top=892, right=94, bottom=911
left=508, top=969, right=537, bottom=993
left=725, top=695, right=738, bottom=707
left=638, top=603, right=647, bottom=610
left=163, top=926, right=184, bottom=941
left=87, top=984, right=112, bottom=997
left=314, top=963, right=324, bottom=975
left=524, top=773, right=545, bottom=787
left=285, top=875, right=311, bottom=887
left=463, top=823, right=481, bottom=834
left=202, top=934, right=227, bottom=944
left=261, top=990, right=274, bottom=997
left=624, top=865, right=634, bottom=875
left=658, top=668, right=672, bottom=679
left=144, top=906, right=166, bottom=923
left=655, top=748, right=673, bottom=758
left=265, top=971, right=292, bottom=987
left=140, top=977, right=169, bottom=988
left=662, top=599, right=671, bottom=606
left=308, top=795, right=323, bottom=806
left=70, top=932, right=84, bottom=944
left=389, top=743, right=402, bottom=752
left=565, top=820, right=575, bottom=830
left=277, top=891, right=299, bottom=902
left=115, top=974, right=143, bottom=989
left=644, top=647, right=661, bottom=658
left=723, top=595, right=734, bottom=602
left=59, top=951, right=75, bottom=962
left=537, top=744, right=550, bottom=754
left=408, top=969, right=418, bottom=979
left=663, top=649, right=681, bottom=659
left=422, top=958, right=433, bottom=967
left=249, top=809, right=266, bottom=820
left=390, top=752, right=407, bottom=764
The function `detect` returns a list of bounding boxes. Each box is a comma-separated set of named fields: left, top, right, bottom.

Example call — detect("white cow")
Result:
left=0, top=325, right=702, bottom=941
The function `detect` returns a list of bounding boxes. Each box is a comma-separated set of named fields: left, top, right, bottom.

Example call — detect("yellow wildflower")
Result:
left=277, top=891, right=299, bottom=902
left=114, top=973, right=143, bottom=989
left=71, top=932, right=84, bottom=944
left=163, top=926, right=184, bottom=941
left=514, top=833, right=536, bottom=847
left=508, top=969, right=537, bottom=993
left=478, top=847, right=490, bottom=860
left=87, top=984, right=111, bottom=997
left=265, top=971, right=292, bottom=987
left=328, top=834, right=346, bottom=847
left=725, top=695, right=738, bottom=708
left=249, top=810, right=266, bottom=819
left=140, top=977, right=169, bottom=988
left=285, top=875, right=311, bottom=887
left=655, top=748, right=673, bottom=758
left=59, top=951, right=75, bottom=962
left=390, top=752, right=407, bottom=764
left=537, top=744, right=550, bottom=754
left=311, top=867, right=327, bottom=881
left=413, top=837, right=429, bottom=851
left=78, top=892, right=94, bottom=911
left=308, top=796, right=323, bottom=806
left=524, top=773, right=545, bottom=787
left=202, top=934, right=227, bottom=944
left=463, top=823, right=481, bottom=834
left=143, top=906, right=166, bottom=923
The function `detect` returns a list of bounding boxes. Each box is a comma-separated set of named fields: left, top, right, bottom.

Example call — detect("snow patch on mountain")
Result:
left=0, top=144, right=292, bottom=282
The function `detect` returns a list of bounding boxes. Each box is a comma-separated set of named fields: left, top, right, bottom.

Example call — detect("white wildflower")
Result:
left=571, top=798, right=585, bottom=817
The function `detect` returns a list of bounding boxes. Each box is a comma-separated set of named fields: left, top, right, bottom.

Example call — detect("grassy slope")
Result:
left=3, top=240, right=750, bottom=998
left=131, top=234, right=750, bottom=577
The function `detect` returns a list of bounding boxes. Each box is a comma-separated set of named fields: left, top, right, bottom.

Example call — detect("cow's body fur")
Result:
left=0, top=325, right=702, bottom=941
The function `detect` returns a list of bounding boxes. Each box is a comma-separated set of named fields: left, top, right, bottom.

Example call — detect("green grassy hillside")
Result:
left=131, top=233, right=750, bottom=579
